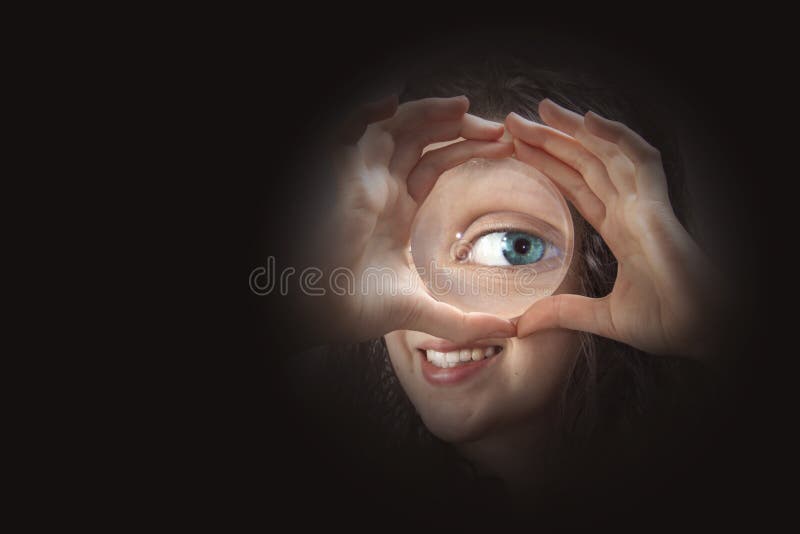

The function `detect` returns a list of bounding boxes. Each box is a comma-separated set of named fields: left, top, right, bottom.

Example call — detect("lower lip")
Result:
left=419, top=349, right=501, bottom=386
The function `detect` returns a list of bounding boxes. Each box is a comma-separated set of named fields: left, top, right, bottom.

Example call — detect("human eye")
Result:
left=470, top=230, right=560, bottom=267
left=453, top=211, right=567, bottom=273
left=408, top=156, right=575, bottom=318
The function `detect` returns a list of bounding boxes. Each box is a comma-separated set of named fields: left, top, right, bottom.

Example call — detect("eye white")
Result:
left=471, top=232, right=512, bottom=266
left=470, top=232, right=559, bottom=266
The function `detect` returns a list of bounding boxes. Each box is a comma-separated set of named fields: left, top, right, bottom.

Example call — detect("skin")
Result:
left=318, top=95, right=721, bottom=487
left=384, top=265, right=582, bottom=441
left=409, top=156, right=575, bottom=318
left=384, top=272, right=582, bottom=488
left=315, top=95, right=518, bottom=345
left=384, top=139, right=583, bottom=488
left=508, top=101, right=722, bottom=359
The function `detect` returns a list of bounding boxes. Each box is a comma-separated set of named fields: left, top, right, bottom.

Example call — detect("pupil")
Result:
left=514, top=238, right=531, bottom=255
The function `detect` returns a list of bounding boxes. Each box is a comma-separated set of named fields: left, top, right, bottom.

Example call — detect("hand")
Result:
left=507, top=99, right=724, bottom=360
left=315, top=95, right=517, bottom=344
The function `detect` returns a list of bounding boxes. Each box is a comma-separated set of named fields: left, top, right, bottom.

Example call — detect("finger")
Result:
left=538, top=100, right=636, bottom=194
left=584, top=110, right=662, bottom=168
left=516, top=293, right=616, bottom=340
left=406, top=140, right=514, bottom=203
left=461, top=114, right=505, bottom=140
left=337, top=94, right=400, bottom=145
left=584, top=111, right=669, bottom=199
left=390, top=114, right=505, bottom=178
left=363, top=94, right=400, bottom=124
left=505, top=112, right=618, bottom=203
left=404, top=296, right=517, bottom=345
left=536, top=98, right=583, bottom=136
left=386, top=96, right=470, bottom=134
left=513, top=139, right=606, bottom=228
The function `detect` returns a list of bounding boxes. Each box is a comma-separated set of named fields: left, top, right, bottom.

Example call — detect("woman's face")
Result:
left=385, top=156, right=582, bottom=444
left=385, top=326, right=579, bottom=443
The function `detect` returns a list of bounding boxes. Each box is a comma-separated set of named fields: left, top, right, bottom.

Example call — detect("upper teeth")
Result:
left=425, top=346, right=500, bottom=368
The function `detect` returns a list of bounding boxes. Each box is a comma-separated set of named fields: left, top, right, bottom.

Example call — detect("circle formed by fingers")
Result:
left=409, top=157, right=575, bottom=319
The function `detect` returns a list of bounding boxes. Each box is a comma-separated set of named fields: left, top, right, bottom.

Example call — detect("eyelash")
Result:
left=462, top=227, right=563, bottom=268
left=472, top=227, right=557, bottom=249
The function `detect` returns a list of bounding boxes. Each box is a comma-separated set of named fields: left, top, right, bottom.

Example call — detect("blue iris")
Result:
left=501, top=231, right=545, bottom=265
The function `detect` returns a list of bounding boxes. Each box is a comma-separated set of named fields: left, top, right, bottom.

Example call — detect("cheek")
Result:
left=505, top=330, right=580, bottom=408
left=384, top=331, right=414, bottom=377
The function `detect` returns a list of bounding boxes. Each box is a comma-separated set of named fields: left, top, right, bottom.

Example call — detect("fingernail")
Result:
left=484, top=121, right=505, bottom=133
left=508, top=112, right=532, bottom=126
left=539, top=100, right=561, bottom=120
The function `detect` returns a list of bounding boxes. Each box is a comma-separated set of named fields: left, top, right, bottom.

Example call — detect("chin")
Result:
left=384, top=328, right=580, bottom=445
left=415, top=404, right=496, bottom=444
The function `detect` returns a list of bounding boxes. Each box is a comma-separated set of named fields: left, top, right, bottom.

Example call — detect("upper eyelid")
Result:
left=474, top=228, right=543, bottom=239
left=461, top=212, right=565, bottom=248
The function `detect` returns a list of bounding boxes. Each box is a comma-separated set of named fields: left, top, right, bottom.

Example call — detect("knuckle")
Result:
left=571, top=150, right=590, bottom=169
left=395, top=100, right=413, bottom=114
left=552, top=295, right=563, bottom=321
left=573, top=178, right=591, bottom=196
left=458, top=312, right=469, bottom=333
left=420, top=99, right=447, bottom=120
left=608, top=151, right=635, bottom=174
left=609, top=122, right=632, bottom=145
left=422, top=104, right=438, bottom=120
left=372, top=128, right=395, bottom=153
left=644, top=145, right=662, bottom=162
left=576, top=152, right=603, bottom=175
left=401, top=299, right=424, bottom=330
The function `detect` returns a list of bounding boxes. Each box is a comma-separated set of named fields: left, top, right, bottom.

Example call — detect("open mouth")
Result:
left=418, top=345, right=504, bottom=369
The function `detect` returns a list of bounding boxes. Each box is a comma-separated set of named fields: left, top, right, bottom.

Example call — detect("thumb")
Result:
left=403, top=297, right=516, bottom=345
left=516, top=294, right=615, bottom=339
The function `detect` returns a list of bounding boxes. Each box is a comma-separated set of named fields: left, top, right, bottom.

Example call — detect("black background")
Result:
left=152, top=15, right=788, bottom=530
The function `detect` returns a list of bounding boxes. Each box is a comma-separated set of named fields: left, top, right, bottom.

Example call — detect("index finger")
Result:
left=406, top=139, right=514, bottom=203
left=388, top=113, right=505, bottom=179
left=403, top=292, right=517, bottom=344
left=336, top=94, right=400, bottom=145
left=384, top=96, right=470, bottom=134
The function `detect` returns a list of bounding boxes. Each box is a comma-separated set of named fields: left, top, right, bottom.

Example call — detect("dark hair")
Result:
left=295, top=54, right=711, bottom=501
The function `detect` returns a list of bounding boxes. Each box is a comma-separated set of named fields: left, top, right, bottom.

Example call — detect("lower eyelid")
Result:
left=543, top=243, right=560, bottom=260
